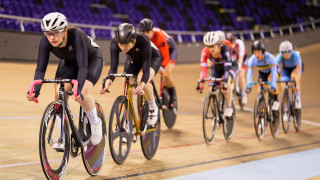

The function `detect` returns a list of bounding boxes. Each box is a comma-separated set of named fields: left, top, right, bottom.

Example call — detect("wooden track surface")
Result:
left=0, top=43, right=319, bottom=179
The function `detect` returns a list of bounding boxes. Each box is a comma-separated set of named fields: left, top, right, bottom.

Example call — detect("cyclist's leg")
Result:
left=268, top=72, right=280, bottom=110
left=239, top=55, right=248, bottom=103
left=291, top=65, right=303, bottom=108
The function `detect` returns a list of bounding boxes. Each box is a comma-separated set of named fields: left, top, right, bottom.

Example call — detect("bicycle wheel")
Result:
left=109, top=96, right=133, bottom=164
left=141, top=102, right=160, bottom=160
left=223, top=100, right=236, bottom=141
left=253, top=96, right=267, bottom=140
left=162, top=87, right=177, bottom=129
left=81, top=101, right=107, bottom=175
left=292, top=92, right=302, bottom=132
left=269, top=97, right=280, bottom=138
left=39, top=101, right=70, bottom=180
left=202, top=93, right=217, bottom=144
left=281, top=90, right=291, bottom=134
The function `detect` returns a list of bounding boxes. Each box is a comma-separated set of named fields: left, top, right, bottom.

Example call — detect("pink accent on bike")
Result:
left=71, top=79, right=78, bottom=98
left=29, top=80, right=42, bottom=103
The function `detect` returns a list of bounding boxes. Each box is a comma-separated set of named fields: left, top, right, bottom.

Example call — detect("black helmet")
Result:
left=251, top=40, right=266, bottom=53
left=115, top=23, right=137, bottom=44
left=138, top=18, right=154, bottom=32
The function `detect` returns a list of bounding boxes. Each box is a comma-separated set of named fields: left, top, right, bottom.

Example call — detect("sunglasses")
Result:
left=281, top=50, right=291, bottom=54
left=44, top=29, right=64, bottom=37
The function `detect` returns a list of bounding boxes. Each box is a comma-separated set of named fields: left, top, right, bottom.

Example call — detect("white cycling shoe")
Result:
left=272, top=101, right=280, bottom=111
left=147, top=108, right=158, bottom=126
left=224, top=107, right=233, bottom=117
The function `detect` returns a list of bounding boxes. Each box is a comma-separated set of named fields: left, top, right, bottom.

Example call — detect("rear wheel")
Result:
left=269, top=96, right=280, bottom=138
left=39, top=101, right=70, bottom=180
left=254, top=96, right=267, bottom=140
left=141, top=102, right=160, bottom=159
left=162, top=88, right=177, bottom=129
left=281, top=90, right=291, bottom=134
left=202, top=93, right=217, bottom=144
left=81, top=101, right=107, bottom=175
left=108, top=96, right=132, bottom=164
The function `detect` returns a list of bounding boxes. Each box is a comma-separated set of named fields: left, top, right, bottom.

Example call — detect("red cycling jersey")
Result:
left=151, top=28, right=174, bottom=67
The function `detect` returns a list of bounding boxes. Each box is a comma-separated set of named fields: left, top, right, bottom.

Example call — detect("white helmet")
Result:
left=279, top=40, right=293, bottom=52
left=215, top=30, right=226, bottom=42
left=41, top=12, right=68, bottom=31
left=203, top=31, right=220, bottom=46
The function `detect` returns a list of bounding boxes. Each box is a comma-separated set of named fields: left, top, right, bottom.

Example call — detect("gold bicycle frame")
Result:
left=124, top=81, right=156, bottom=136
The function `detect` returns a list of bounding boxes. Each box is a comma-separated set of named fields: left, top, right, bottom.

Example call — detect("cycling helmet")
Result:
left=251, top=40, right=266, bottom=53
left=279, top=40, right=293, bottom=52
left=41, top=12, right=68, bottom=31
left=138, top=18, right=154, bottom=32
left=203, top=31, right=220, bottom=46
left=115, top=23, right=137, bottom=44
left=215, top=30, right=226, bottom=42
left=226, top=32, right=235, bottom=42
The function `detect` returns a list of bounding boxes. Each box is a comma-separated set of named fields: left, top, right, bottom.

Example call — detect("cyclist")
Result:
left=198, top=31, right=239, bottom=117
left=100, top=23, right=162, bottom=126
left=138, top=18, right=178, bottom=109
left=26, top=12, right=103, bottom=146
left=226, top=32, right=248, bottom=105
left=246, top=40, right=279, bottom=111
left=276, top=40, right=304, bottom=109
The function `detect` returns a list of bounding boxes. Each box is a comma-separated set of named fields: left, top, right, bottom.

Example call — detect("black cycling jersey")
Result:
left=108, top=33, right=161, bottom=83
left=209, top=45, right=239, bottom=82
left=34, top=28, right=102, bottom=92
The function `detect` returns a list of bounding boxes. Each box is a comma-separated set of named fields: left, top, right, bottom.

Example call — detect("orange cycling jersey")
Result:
left=151, top=28, right=174, bottom=67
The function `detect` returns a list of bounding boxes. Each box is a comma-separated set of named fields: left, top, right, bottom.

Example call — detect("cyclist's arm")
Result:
left=74, top=31, right=89, bottom=92
left=236, top=39, right=245, bottom=66
left=141, top=44, right=152, bottom=84
left=156, top=32, right=170, bottom=67
left=200, top=49, right=209, bottom=80
left=246, top=56, right=255, bottom=87
left=270, top=55, right=278, bottom=88
left=107, top=39, right=120, bottom=82
left=34, top=37, right=51, bottom=93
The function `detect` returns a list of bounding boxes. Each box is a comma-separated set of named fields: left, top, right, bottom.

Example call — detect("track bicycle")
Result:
left=29, top=79, right=107, bottom=179
left=102, top=73, right=160, bottom=164
left=277, top=80, right=301, bottom=133
left=248, top=81, right=280, bottom=140
left=197, top=77, right=236, bottom=144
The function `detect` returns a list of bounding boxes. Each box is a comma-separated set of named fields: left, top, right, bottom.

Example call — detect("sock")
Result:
left=295, top=92, right=301, bottom=101
left=241, top=90, right=246, bottom=97
left=148, top=99, right=158, bottom=110
left=56, top=115, right=62, bottom=138
left=85, top=107, right=99, bottom=125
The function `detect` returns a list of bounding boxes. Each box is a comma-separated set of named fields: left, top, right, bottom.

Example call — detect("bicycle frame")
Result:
left=29, top=79, right=89, bottom=149
left=278, top=80, right=296, bottom=115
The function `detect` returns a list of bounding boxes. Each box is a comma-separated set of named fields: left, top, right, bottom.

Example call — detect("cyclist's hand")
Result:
left=134, top=82, right=145, bottom=95
left=27, top=92, right=35, bottom=101
left=100, top=79, right=112, bottom=94
left=196, top=82, right=204, bottom=93
left=246, top=85, right=251, bottom=94
left=72, top=91, right=84, bottom=104
left=270, top=84, right=276, bottom=93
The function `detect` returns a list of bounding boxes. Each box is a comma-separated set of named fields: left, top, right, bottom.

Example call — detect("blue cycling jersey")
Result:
left=247, top=51, right=278, bottom=88
left=275, top=50, right=302, bottom=68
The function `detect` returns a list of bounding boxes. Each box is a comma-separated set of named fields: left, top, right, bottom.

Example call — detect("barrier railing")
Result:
left=1, top=14, right=319, bottom=43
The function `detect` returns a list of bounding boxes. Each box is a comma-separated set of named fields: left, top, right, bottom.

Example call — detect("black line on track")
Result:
left=104, top=141, right=320, bottom=179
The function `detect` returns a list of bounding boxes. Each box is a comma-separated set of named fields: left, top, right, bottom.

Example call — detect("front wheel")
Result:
left=39, top=101, right=70, bottom=180
left=292, top=93, right=302, bottom=132
left=281, top=91, right=291, bottom=134
left=269, top=98, right=280, bottom=138
left=109, top=96, right=133, bottom=164
left=223, top=100, right=236, bottom=141
left=81, top=101, right=107, bottom=176
left=254, top=96, right=267, bottom=140
left=202, top=93, right=217, bottom=144
left=141, top=102, right=160, bottom=159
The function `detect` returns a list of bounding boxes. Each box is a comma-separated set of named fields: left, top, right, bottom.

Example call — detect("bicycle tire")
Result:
left=253, top=96, right=267, bottom=140
left=202, top=93, right=217, bottom=144
left=162, top=88, right=177, bottom=129
left=81, top=101, right=107, bottom=175
left=292, top=92, right=302, bottom=132
left=281, top=90, right=291, bottom=134
left=108, top=96, right=133, bottom=164
left=140, top=102, right=160, bottom=159
left=39, top=101, right=70, bottom=180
